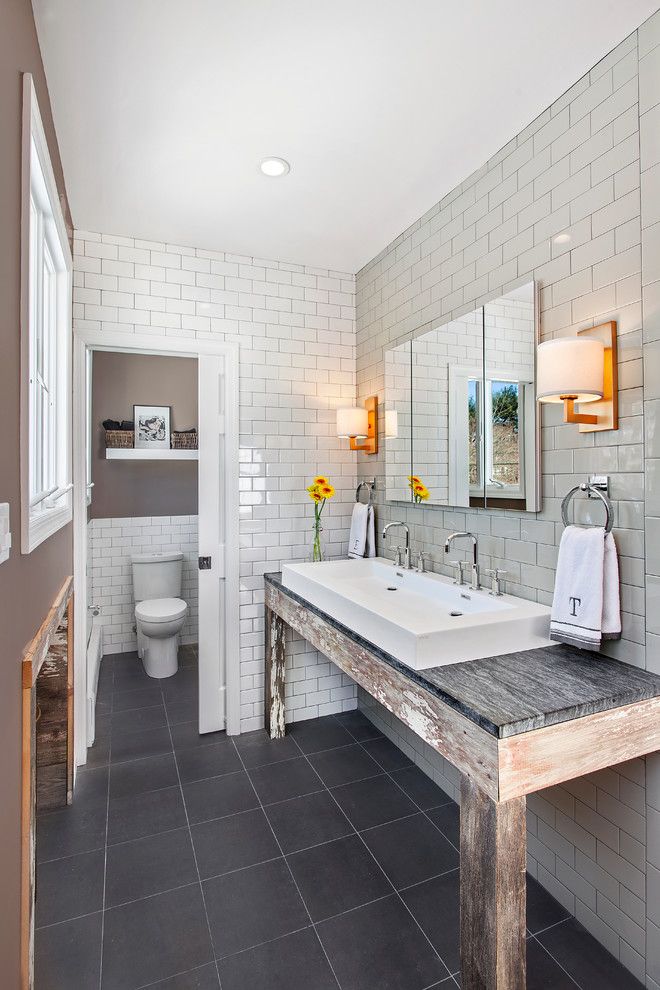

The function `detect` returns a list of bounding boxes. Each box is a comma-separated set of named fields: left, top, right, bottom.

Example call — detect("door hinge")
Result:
left=198, top=556, right=212, bottom=570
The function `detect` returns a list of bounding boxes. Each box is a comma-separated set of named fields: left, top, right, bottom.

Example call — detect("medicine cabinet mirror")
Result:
left=384, top=281, right=540, bottom=512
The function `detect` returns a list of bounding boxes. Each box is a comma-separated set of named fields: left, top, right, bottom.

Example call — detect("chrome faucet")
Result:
left=444, top=531, right=480, bottom=590
left=382, top=521, right=411, bottom=569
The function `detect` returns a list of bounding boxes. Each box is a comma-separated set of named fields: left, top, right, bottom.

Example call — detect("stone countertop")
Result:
left=265, top=572, right=660, bottom=738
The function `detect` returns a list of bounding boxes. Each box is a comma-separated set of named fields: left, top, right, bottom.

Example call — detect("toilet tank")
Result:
left=132, top=552, right=184, bottom=602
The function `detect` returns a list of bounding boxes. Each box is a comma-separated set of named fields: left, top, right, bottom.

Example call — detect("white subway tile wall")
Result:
left=641, top=11, right=660, bottom=990
left=88, top=515, right=199, bottom=653
left=356, top=23, right=657, bottom=984
left=75, top=238, right=359, bottom=727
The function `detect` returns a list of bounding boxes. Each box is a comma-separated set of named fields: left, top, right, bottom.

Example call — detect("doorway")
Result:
left=72, top=331, right=240, bottom=768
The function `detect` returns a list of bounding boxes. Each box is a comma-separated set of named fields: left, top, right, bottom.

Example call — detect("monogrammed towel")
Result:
left=550, top=525, right=621, bottom=651
left=348, top=503, right=376, bottom=558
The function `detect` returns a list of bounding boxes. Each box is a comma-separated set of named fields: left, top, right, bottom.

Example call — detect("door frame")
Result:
left=72, top=328, right=240, bottom=767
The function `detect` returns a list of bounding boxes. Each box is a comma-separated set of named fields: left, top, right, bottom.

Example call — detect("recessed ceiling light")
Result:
left=553, top=232, right=571, bottom=245
left=259, top=157, right=290, bottom=177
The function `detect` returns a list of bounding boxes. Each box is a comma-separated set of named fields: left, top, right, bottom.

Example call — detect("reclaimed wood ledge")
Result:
left=264, top=572, right=660, bottom=802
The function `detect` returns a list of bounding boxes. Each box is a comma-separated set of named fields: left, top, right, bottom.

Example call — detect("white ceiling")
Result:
left=34, top=0, right=657, bottom=273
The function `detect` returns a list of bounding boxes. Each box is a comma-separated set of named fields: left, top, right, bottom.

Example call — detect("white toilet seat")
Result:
left=135, top=597, right=187, bottom=623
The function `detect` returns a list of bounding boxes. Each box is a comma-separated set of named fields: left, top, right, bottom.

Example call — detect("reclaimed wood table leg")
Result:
left=265, top=606, right=286, bottom=739
left=460, top=775, right=527, bottom=989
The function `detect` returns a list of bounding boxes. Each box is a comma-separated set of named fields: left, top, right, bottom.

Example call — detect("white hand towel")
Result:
left=348, top=503, right=369, bottom=558
left=550, top=526, right=621, bottom=651
left=365, top=505, right=376, bottom=558
left=602, top=532, right=622, bottom=640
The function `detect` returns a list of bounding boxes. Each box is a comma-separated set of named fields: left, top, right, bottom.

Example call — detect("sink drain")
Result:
left=449, top=611, right=463, bottom=617
left=386, top=586, right=398, bottom=591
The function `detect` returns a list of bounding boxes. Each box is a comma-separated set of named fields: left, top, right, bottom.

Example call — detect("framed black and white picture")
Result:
left=134, top=404, right=171, bottom=450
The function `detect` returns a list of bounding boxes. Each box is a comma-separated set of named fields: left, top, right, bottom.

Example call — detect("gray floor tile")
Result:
left=35, top=848, right=105, bottom=928
left=331, top=774, right=417, bottom=831
left=265, top=790, right=353, bottom=854
left=318, top=894, right=448, bottom=990
left=105, top=827, right=198, bottom=907
left=217, top=927, right=337, bottom=990
left=191, top=808, right=280, bottom=879
left=249, top=756, right=324, bottom=804
left=287, top=833, right=391, bottom=922
left=35, top=912, right=102, bottom=990
left=101, top=884, right=213, bottom=989
left=203, top=858, right=309, bottom=958
left=362, top=813, right=459, bottom=889
left=183, top=770, right=259, bottom=824
left=107, top=784, right=187, bottom=845
left=308, top=744, right=382, bottom=788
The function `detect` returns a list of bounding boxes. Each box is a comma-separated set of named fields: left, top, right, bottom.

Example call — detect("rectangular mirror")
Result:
left=383, top=280, right=540, bottom=512
left=483, top=283, right=539, bottom=511
left=411, top=309, right=484, bottom=507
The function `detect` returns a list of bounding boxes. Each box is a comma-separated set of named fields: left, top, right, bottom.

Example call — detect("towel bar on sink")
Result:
left=561, top=481, right=614, bottom=533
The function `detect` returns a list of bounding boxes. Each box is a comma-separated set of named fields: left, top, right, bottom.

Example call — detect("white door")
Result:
left=197, top=354, right=238, bottom=733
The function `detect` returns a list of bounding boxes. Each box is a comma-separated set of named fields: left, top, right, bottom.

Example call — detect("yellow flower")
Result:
left=309, top=491, right=323, bottom=503
left=408, top=475, right=421, bottom=484
left=314, top=476, right=329, bottom=486
left=319, top=483, right=335, bottom=499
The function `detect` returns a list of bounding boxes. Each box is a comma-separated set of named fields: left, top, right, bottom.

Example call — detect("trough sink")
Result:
left=281, top=557, right=552, bottom=671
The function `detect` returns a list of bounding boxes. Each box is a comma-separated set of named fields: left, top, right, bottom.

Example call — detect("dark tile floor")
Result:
left=35, top=650, right=644, bottom=990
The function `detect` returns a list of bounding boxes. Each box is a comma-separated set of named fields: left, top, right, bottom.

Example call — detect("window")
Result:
left=21, top=75, right=72, bottom=553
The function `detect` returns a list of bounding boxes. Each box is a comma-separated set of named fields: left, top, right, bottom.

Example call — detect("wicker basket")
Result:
left=171, top=430, right=198, bottom=450
left=105, top=429, right=134, bottom=449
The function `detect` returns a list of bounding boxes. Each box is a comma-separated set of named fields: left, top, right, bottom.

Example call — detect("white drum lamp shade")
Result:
left=536, top=338, right=604, bottom=403
left=337, top=407, right=369, bottom=439
left=385, top=409, right=398, bottom=439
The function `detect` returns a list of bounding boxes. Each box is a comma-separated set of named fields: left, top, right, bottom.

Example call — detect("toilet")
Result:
left=131, top=552, right=188, bottom=678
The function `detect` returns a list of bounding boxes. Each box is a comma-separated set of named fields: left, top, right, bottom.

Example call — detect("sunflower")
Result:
left=314, top=476, right=329, bottom=486
left=407, top=475, right=422, bottom=484
left=319, top=483, right=335, bottom=499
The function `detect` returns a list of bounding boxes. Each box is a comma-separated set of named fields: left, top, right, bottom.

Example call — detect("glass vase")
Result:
left=311, top=522, right=324, bottom=562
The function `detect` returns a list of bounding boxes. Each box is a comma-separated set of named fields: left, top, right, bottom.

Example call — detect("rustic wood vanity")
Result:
left=264, top=572, right=660, bottom=989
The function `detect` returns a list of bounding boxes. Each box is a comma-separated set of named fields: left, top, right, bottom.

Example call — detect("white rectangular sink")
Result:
left=281, top=557, right=552, bottom=671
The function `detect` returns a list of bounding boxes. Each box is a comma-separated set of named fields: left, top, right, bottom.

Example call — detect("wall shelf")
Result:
left=105, top=448, right=198, bottom=461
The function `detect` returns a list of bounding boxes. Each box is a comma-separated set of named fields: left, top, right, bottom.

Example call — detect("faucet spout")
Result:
left=382, top=521, right=411, bottom=569
left=444, top=531, right=480, bottom=589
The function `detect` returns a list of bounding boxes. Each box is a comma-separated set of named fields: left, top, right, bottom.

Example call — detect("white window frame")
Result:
left=20, top=74, right=73, bottom=553
left=484, top=376, right=525, bottom=501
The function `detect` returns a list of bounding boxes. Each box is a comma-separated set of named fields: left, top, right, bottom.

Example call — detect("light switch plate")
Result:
left=0, top=503, right=11, bottom=564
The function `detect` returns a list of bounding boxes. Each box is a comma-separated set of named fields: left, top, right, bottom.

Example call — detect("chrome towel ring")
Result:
left=356, top=480, right=375, bottom=505
left=561, top=482, right=614, bottom=534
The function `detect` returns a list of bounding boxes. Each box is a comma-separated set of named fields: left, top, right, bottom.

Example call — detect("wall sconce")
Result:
left=537, top=321, right=618, bottom=433
left=337, top=397, right=378, bottom=454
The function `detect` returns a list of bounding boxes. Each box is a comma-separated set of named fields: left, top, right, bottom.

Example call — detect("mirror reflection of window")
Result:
left=488, top=380, right=522, bottom=494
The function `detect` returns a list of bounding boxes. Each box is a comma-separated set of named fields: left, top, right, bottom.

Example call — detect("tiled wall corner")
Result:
left=640, top=8, right=660, bottom=988
left=356, top=25, right=656, bottom=982
left=74, top=236, right=359, bottom=726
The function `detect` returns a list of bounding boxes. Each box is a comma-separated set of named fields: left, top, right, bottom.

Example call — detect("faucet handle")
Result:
left=417, top=551, right=430, bottom=573
left=449, top=560, right=466, bottom=585
left=485, top=568, right=508, bottom=596
left=394, top=546, right=403, bottom=567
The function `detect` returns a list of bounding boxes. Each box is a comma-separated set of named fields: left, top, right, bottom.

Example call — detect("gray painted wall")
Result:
left=0, top=1, right=73, bottom=983
left=91, top=351, right=198, bottom=518
left=356, top=14, right=660, bottom=984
